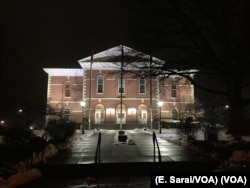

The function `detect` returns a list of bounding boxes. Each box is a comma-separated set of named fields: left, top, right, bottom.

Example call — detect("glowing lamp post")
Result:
left=80, top=101, right=86, bottom=134
left=158, top=101, right=163, bottom=134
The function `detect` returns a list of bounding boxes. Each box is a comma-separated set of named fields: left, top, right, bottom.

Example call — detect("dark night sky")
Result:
left=1, top=0, right=151, bottom=118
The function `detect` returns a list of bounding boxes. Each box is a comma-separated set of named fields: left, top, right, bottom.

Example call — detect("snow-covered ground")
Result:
left=0, top=130, right=93, bottom=187
left=0, top=142, right=58, bottom=187
left=155, top=128, right=250, bottom=170
left=0, top=128, right=249, bottom=187
left=156, top=128, right=250, bottom=142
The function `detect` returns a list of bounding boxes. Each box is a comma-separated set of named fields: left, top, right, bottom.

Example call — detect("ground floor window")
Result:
left=63, top=108, right=71, bottom=122
left=172, top=109, right=177, bottom=120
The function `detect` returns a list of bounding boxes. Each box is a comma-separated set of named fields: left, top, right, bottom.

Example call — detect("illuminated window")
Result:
left=65, top=82, right=71, bottom=97
left=63, top=108, right=70, bottom=122
left=139, top=77, right=146, bottom=94
left=171, top=83, right=177, bottom=98
left=97, top=76, right=104, bottom=93
left=118, top=77, right=125, bottom=93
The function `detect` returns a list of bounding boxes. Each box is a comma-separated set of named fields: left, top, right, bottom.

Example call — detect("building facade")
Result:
left=43, top=45, right=195, bottom=129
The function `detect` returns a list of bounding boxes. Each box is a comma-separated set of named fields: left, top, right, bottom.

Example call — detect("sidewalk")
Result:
left=46, top=129, right=211, bottom=164
left=22, top=129, right=219, bottom=188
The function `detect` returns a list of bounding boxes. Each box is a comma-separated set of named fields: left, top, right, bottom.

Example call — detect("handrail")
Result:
left=26, top=132, right=48, bottom=170
left=152, top=131, right=162, bottom=163
left=95, top=132, right=101, bottom=164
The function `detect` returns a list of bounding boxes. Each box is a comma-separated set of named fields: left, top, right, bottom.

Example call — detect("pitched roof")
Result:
left=78, top=44, right=163, bottom=63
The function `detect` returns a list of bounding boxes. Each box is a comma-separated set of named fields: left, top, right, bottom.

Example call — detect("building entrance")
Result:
left=116, top=104, right=126, bottom=124
left=138, top=104, right=147, bottom=125
left=116, top=109, right=126, bottom=124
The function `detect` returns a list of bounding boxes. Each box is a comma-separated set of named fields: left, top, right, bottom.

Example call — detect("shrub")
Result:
left=204, top=126, right=218, bottom=141
left=164, top=122, right=180, bottom=128
left=178, top=117, right=198, bottom=141
left=0, top=126, right=7, bottom=135
left=45, top=120, right=77, bottom=144
left=0, top=163, right=18, bottom=180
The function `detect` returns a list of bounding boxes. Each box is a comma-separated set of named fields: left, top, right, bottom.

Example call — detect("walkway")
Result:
left=46, top=129, right=208, bottom=164
left=22, top=129, right=219, bottom=188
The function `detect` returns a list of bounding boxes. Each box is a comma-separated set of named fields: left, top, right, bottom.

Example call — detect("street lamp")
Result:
left=158, top=101, right=163, bottom=134
left=80, top=101, right=86, bottom=134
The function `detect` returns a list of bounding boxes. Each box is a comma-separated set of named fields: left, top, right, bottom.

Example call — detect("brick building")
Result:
left=43, top=45, right=195, bottom=129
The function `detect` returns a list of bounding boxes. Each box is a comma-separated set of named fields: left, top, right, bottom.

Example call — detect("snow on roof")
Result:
left=78, top=45, right=164, bottom=62
left=78, top=44, right=164, bottom=70
left=43, top=68, right=83, bottom=76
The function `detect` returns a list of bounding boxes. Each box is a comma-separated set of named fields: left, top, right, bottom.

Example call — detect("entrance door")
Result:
left=116, top=109, right=126, bottom=124
left=138, top=109, right=147, bottom=124
left=142, top=111, right=147, bottom=124
left=95, top=109, right=104, bottom=124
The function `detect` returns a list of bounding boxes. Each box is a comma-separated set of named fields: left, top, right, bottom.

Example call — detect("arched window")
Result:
left=97, top=76, right=104, bottom=93
left=171, top=83, right=177, bottom=98
left=172, top=109, right=177, bottom=120
left=65, top=81, right=71, bottom=97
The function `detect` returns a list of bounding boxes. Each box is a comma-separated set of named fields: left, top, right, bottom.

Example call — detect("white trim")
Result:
left=47, top=76, right=51, bottom=103
left=106, top=78, right=116, bottom=81
left=51, top=84, right=63, bottom=86
left=72, top=84, right=83, bottom=86
left=49, top=97, right=159, bottom=104
left=43, top=68, right=83, bottom=76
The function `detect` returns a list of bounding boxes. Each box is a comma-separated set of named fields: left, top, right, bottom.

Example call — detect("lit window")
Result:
left=65, top=82, right=71, bottom=97
left=139, top=77, right=146, bottom=94
left=171, top=83, right=177, bottom=98
left=118, top=77, right=125, bottom=93
left=63, top=108, right=70, bottom=122
left=97, top=76, right=104, bottom=93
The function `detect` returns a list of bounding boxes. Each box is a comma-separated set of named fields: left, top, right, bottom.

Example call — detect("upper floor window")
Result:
left=118, top=77, right=125, bottom=93
left=97, top=76, right=104, bottom=93
left=171, top=83, right=177, bottom=98
left=139, top=77, right=146, bottom=94
left=65, top=81, right=71, bottom=97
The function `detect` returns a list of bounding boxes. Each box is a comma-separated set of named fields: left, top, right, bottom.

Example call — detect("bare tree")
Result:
left=173, top=99, right=202, bottom=125
left=134, top=0, right=250, bottom=135
left=173, top=99, right=203, bottom=140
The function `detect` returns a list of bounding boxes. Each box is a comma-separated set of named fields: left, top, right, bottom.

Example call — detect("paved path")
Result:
left=47, top=129, right=205, bottom=165
left=22, top=129, right=218, bottom=188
